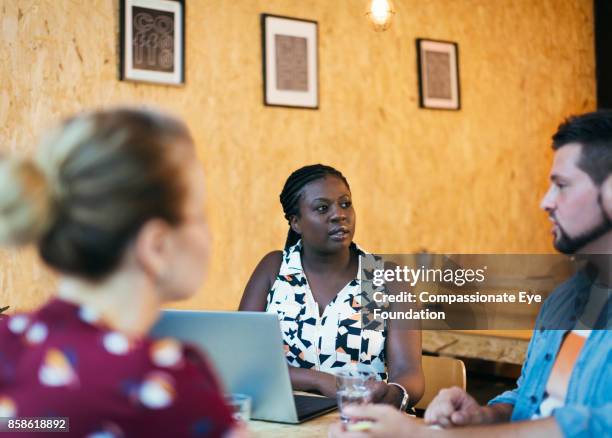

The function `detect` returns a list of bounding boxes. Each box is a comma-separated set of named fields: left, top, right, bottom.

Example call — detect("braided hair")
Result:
left=279, top=164, right=350, bottom=249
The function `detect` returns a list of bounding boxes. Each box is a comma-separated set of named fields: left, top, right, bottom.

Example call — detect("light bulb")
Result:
left=366, top=0, right=395, bottom=31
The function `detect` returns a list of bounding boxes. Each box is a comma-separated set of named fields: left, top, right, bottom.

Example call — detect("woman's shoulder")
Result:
left=0, top=299, right=222, bottom=387
left=240, top=250, right=285, bottom=311
left=252, top=250, right=284, bottom=283
left=0, top=299, right=95, bottom=359
left=261, top=250, right=284, bottom=269
left=0, top=303, right=234, bottom=436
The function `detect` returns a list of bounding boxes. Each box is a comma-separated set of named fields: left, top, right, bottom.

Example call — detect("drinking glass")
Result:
left=335, top=369, right=377, bottom=424
left=224, top=393, right=251, bottom=422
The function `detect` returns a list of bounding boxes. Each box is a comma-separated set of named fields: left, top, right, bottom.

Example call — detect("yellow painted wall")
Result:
left=0, top=0, right=596, bottom=312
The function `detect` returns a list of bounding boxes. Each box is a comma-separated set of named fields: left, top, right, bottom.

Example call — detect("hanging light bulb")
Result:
left=366, top=0, right=395, bottom=31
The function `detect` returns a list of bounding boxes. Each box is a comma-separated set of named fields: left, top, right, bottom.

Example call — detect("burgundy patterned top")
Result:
left=0, top=299, right=235, bottom=437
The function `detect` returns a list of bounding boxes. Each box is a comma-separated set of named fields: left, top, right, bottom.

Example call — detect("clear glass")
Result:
left=335, top=369, right=377, bottom=424
left=224, top=393, right=251, bottom=422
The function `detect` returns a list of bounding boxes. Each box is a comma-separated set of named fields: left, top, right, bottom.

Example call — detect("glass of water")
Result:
left=335, top=369, right=377, bottom=424
left=224, top=393, right=251, bottom=422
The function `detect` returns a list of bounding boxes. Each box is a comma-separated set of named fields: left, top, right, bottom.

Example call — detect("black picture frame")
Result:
left=119, top=0, right=185, bottom=85
left=261, top=14, right=319, bottom=109
left=416, top=38, right=460, bottom=110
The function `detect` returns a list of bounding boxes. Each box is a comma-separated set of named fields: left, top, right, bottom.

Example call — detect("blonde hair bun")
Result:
left=1, top=108, right=193, bottom=279
left=0, top=158, right=54, bottom=245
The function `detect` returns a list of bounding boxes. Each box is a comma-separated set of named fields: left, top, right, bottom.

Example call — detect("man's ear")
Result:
left=133, top=218, right=172, bottom=280
left=602, top=174, right=612, bottom=221
left=290, top=215, right=301, bottom=235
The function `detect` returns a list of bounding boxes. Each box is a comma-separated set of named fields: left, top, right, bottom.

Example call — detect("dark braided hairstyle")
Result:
left=279, top=164, right=350, bottom=249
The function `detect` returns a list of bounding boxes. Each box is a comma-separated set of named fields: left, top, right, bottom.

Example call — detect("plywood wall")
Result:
left=0, top=0, right=596, bottom=312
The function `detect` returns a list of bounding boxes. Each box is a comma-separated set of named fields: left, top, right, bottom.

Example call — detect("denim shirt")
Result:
left=488, top=270, right=611, bottom=438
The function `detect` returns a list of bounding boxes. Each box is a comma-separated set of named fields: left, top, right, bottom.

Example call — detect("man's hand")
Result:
left=225, top=421, right=251, bottom=438
left=328, top=404, right=425, bottom=438
left=424, top=386, right=488, bottom=427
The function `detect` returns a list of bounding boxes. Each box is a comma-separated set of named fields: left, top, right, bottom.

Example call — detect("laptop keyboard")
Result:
left=294, top=394, right=337, bottom=420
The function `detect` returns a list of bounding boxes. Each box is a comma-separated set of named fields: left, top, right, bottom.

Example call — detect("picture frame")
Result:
left=416, top=39, right=460, bottom=110
left=120, top=0, right=185, bottom=85
left=261, top=14, right=319, bottom=109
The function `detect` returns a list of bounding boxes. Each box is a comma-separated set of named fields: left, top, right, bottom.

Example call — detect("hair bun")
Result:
left=0, top=158, right=54, bottom=245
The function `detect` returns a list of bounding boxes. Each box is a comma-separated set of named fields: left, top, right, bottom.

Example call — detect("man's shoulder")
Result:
left=545, top=271, right=588, bottom=302
left=537, top=271, right=591, bottom=328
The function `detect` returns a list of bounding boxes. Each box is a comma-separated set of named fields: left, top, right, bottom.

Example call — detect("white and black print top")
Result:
left=266, top=240, right=387, bottom=380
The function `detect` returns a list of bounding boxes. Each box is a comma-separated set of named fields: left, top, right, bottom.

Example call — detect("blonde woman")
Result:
left=0, top=109, right=245, bottom=437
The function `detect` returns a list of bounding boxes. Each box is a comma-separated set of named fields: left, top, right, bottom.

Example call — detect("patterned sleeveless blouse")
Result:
left=266, top=240, right=387, bottom=380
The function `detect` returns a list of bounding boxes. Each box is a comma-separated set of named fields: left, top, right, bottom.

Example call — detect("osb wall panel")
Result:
left=0, top=0, right=595, bottom=312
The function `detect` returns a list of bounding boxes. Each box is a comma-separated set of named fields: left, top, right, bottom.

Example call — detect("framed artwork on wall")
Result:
left=120, top=0, right=185, bottom=85
left=416, top=39, right=460, bottom=110
left=261, top=14, right=319, bottom=109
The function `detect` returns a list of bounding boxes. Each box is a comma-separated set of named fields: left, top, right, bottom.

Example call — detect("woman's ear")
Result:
left=290, top=215, right=301, bottom=235
left=133, top=218, right=172, bottom=281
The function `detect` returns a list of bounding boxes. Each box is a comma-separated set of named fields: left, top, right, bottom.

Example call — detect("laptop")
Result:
left=150, top=310, right=337, bottom=423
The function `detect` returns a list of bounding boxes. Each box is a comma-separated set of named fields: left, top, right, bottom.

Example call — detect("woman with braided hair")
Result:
left=240, top=164, right=423, bottom=409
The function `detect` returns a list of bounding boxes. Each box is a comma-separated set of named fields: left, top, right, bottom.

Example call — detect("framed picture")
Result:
left=416, top=39, right=460, bottom=110
left=120, top=0, right=185, bottom=85
left=261, top=14, right=319, bottom=109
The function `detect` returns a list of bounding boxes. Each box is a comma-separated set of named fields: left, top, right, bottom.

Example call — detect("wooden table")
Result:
left=423, top=330, right=530, bottom=365
left=248, top=329, right=534, bottom=436
left=249, top=412, right=426, bottom=437
left=250, top=412, right=338, bottom=437
left=453, top=329, right=532, bottom=340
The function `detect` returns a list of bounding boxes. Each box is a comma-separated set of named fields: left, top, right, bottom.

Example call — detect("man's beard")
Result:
left=553, top=201, right=612, bottom=254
